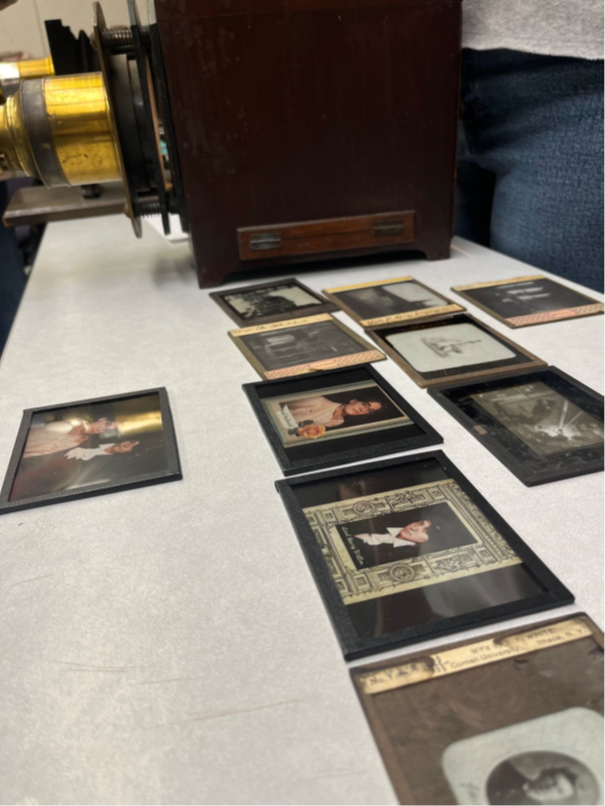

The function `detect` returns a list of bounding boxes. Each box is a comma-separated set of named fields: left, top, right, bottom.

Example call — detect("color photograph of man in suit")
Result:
left=9, top=394, right=168, bottom=502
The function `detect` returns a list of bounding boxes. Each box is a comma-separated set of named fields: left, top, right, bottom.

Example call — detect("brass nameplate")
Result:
left=374, top=220, right=404, bottom=237
left=249, top=232, right=282, bottom=251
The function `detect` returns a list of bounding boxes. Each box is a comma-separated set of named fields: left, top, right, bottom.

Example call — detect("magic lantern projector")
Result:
left=0, top=0, right=462, bottom=287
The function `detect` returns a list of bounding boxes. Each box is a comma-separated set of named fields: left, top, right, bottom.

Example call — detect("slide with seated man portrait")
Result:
left=0, top=388, right=181, bottom=513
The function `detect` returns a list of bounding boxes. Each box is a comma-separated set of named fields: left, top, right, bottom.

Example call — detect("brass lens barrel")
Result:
left=14, top=55, right=55, bottom=80
left=0, top=56, right=55, bottom=103
left=0, top=73, right=122, bottom=186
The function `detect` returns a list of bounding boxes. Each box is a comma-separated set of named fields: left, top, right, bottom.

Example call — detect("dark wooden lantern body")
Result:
left=156, top=0, right=462, bottom=287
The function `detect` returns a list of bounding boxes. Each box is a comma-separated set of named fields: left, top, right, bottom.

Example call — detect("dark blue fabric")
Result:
left=456, top=48, right=604, bottom=292
left=0, top=183, right=26, bottom=356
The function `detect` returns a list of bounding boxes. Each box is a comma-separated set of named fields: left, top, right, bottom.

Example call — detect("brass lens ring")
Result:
left=0, top=73, right=122, bottom=187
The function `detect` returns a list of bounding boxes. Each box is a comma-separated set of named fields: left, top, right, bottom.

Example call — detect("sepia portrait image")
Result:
left=211, top=278, right=334, bottom=326
left=302, top=476, right=526, bottom=610
left=335, top=501, right=476, bottom=571
left=0, top=389, right=181, bottom=513
left=351, top=615, right=602, bottom=805
left=453, top=275, right=604, bottom=328
left=324, top=276, right=463, bottom=327
left=486, top=751, right=598, bottom=806
left=472, top=381, right=604, bottom=457
left=276, top=452, right=571, bottom=657
left=263, top=380, right=411, bottom=447
left=443, top=709, right=604, bottom=806
left=230, top=314, right=384, bottom=379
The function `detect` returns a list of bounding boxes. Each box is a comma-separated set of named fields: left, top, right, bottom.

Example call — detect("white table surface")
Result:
left=0, top=216, right=602, bottom=805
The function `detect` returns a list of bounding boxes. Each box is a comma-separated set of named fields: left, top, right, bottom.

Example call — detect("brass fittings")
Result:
left=0, top=72, right=122, bottom=186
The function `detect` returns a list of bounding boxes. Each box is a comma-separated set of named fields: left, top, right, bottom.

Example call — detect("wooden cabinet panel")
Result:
left=156, top=0, right=462, bottom=286
left=238, top=211, right=414, bottom=260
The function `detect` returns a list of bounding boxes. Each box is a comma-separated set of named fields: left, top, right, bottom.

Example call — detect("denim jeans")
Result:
left=0, top=183, right=26, bottom=356
left=456, top=49, right=604, bottom=292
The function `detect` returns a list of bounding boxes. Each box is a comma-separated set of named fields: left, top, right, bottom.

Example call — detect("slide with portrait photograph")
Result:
left=263, top=380, right=411, bottom=448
